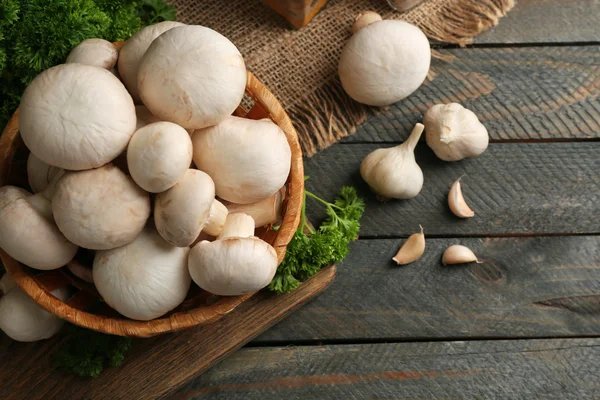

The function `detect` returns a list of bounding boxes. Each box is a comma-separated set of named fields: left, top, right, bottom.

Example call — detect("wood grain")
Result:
left=343, top=46, right=600, bottom=143
left=0, top=266, right=335, bottom=400
left=173, top=338, right=600, bottom=400
left=303, top=142, right=600, bottom=237
left=257, top=237, right=600, bottom=342
left=474, top=0, right=600, bottom=44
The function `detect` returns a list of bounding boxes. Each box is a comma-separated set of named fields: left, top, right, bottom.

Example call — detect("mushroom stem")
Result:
left=352, top=11, right=383, bottom=33
left=203, top=200, right=229, bottom=237
left=217, top=213, right=255, bottom=240
left=222, top=187, right=285, bottom=227
left=39, top=169, right=66, bottom=200
left=26, top=194, right=53, bottom=220
left=0, top=273, right=16, bottom=295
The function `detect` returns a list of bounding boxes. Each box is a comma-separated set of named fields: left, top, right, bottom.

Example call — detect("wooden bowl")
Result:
left=0, top=71, right=304, bottom=338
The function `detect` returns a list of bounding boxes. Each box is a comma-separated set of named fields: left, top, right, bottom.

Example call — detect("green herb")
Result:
left=268, top=184, right=365, bottom=293
left=55, top=324, right=133, bottom=378
left=0, top=0, right=176, bottom=128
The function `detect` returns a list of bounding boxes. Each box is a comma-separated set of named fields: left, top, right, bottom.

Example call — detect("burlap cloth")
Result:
left=170, top=0, right=514, bottom=156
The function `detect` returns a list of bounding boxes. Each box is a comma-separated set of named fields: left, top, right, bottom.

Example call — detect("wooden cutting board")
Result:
left=0, top=265, right=336, bottom=400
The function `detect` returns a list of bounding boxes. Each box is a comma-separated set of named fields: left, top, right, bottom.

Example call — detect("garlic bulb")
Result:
left=424, top=103, right=489, bottom=161
left=360, top=123, right=424, bottom=200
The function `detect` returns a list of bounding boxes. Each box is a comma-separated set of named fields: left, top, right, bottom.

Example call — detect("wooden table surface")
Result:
left=170, top=1, right=600, bottom=399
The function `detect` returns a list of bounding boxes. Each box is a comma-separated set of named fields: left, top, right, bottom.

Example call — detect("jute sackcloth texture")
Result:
left=170, top=0, right=515, bottom=156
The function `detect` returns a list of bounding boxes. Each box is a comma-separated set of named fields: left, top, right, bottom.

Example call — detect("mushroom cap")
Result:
left=19, top=63, right=136, bottom=170
left=127, top=121, right=193, bottom=193
left=52, top=165, right=151, bottom=250
left=155, top=169, right=216, bottom=247
left=188, top=237, right=278, bottom=296
left=192, top=116, right=291, bottom=204
left=66, top=38, right=119, bottom=70
left=118, top=21, right=185, bottom=103
left=27, top=153, right=63, bottom=194
left=93, top=223, right=191, bottom=321
left=138, top=25, right=247, bottom=129
left=0, top=286, right=69, bottom=342
left=0, top=186, right=78, bottom=270
left=338, top=20, right=431, bottom=106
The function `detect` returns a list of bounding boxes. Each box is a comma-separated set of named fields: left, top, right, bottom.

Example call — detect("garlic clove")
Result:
left=424, top=103, right=489, bottom=162
left=392, top=225, right=425, bottom=265
left=360, top=123, right=424, bottom=200
left=448, top=177, right=474, bottom=218
left=442, top=245, right=481, bottom=265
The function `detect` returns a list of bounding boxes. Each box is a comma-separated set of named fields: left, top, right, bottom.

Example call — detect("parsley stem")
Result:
left=305, top=190, right=343, bottom=210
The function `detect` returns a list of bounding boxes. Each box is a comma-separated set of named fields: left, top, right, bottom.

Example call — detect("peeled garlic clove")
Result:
left=424, top=103, right=489, bottom=162
left=360, top=123, right=424, bottom=200
left=392, top=225, right=425, bottom=265
left=448, top=177, right=474, bottom=218
left=442, top=245, right=481, bottom=265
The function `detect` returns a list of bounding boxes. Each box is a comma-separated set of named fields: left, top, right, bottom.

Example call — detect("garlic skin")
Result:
left=424, top=103, right=489, bottom=161
left=442, top=245, right=481, bottom=265
left=448, top=177, right=474, bottom=218
left=360, top=123, right=424, bottom=200
left=392, top=225, right=425, bottom=265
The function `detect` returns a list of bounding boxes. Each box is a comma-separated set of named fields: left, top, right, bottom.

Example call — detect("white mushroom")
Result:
left=19, top=63, right=136, bottom=170
left=222, top=186, right=285, bottom=227
left=138, top=25, right=247, bottom=129
left=0, top=179, right=78, bottom=270
left=52, top=164, right=151, bottom=250
left=0, top=285, right=69, bottom=342
left=155, top=169, right=228, bottom=247
left=66, top=38, right=119, bottom=70
left=188, top=213, right=278, bottom=296
left=338, top=12, right=431, bottom=106
left=192, top=116, right=291, bottom=204
left=93, top=223, right=191, bottom=321
left=118, top=21, right=185, bottom=103
left=27, top=153, right=63, bottom=194
left=127, top=121, right=193, bottom=193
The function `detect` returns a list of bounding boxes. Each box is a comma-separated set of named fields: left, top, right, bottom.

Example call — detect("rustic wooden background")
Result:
left=172, top=0, right=600, bottom=398
left=1, top=0, right=598, bottom=399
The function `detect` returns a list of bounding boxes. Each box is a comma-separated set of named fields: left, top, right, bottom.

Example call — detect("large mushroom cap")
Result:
left=192, top=116, right=291, bottom=204
left=0, top=286, right=69, bottom=342
left=188, top=237, right=278, bottom=296
left=155, top=169, right=216, bottom=247
left=93, top=223, right=191, bottom=321
left=66, top=38, right=119, bottom=70
left=0, top=186, right=78, bottom=270
left=138, top=25, right=247, bottom=129
left=52, top=164, right=151, bottom=250
left=118, top=21, right=185, bottom=103
left=338, top=19, right=431, bottom=106
left=127, top=121, right=193, bottom=193
left=19, top=63, right=136, bottom=170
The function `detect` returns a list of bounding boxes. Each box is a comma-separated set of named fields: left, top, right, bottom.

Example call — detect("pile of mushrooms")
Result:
left=0, top=22, right=291, bottom=340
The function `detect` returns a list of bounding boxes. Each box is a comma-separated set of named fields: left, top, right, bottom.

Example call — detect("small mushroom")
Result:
left=188, top=213, right=278, bottom=296
left=0, top=284, right=69, bottom=342
left=27, top=153, right=63, bottom=194
left=118, top=21, right=185, bottom=103
left=338, top=11, right=431, bottom=106
left=222, top=186, right=285, bottom=227
left=52, top=164, right=151, bottom=250
left=127, top=121, right=193, bottom=193
left=138, top=25, right=247, bottom=129
left=0, top=272, right=16, bottom=294
left=192, top=116, right=291, bottom=204
left=19, top=63, right=136, bottom=170
left=0, top=181, right=78, bottom=270
left=93, top=223, right=191, bottom=321
left=155, top=169, right=228, bottom=247
left=66, top=38, right=119, bottom=71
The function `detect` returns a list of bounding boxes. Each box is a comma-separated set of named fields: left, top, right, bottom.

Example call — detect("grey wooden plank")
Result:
left=173, top=338, right=600, bottom=400
left=344, top=46, right=600, bottom=143
left=257, top=236, right=600, bottom=342
left=474, top=0, right=600, bottom=44
left=303, top=142, right=600, bottom=237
